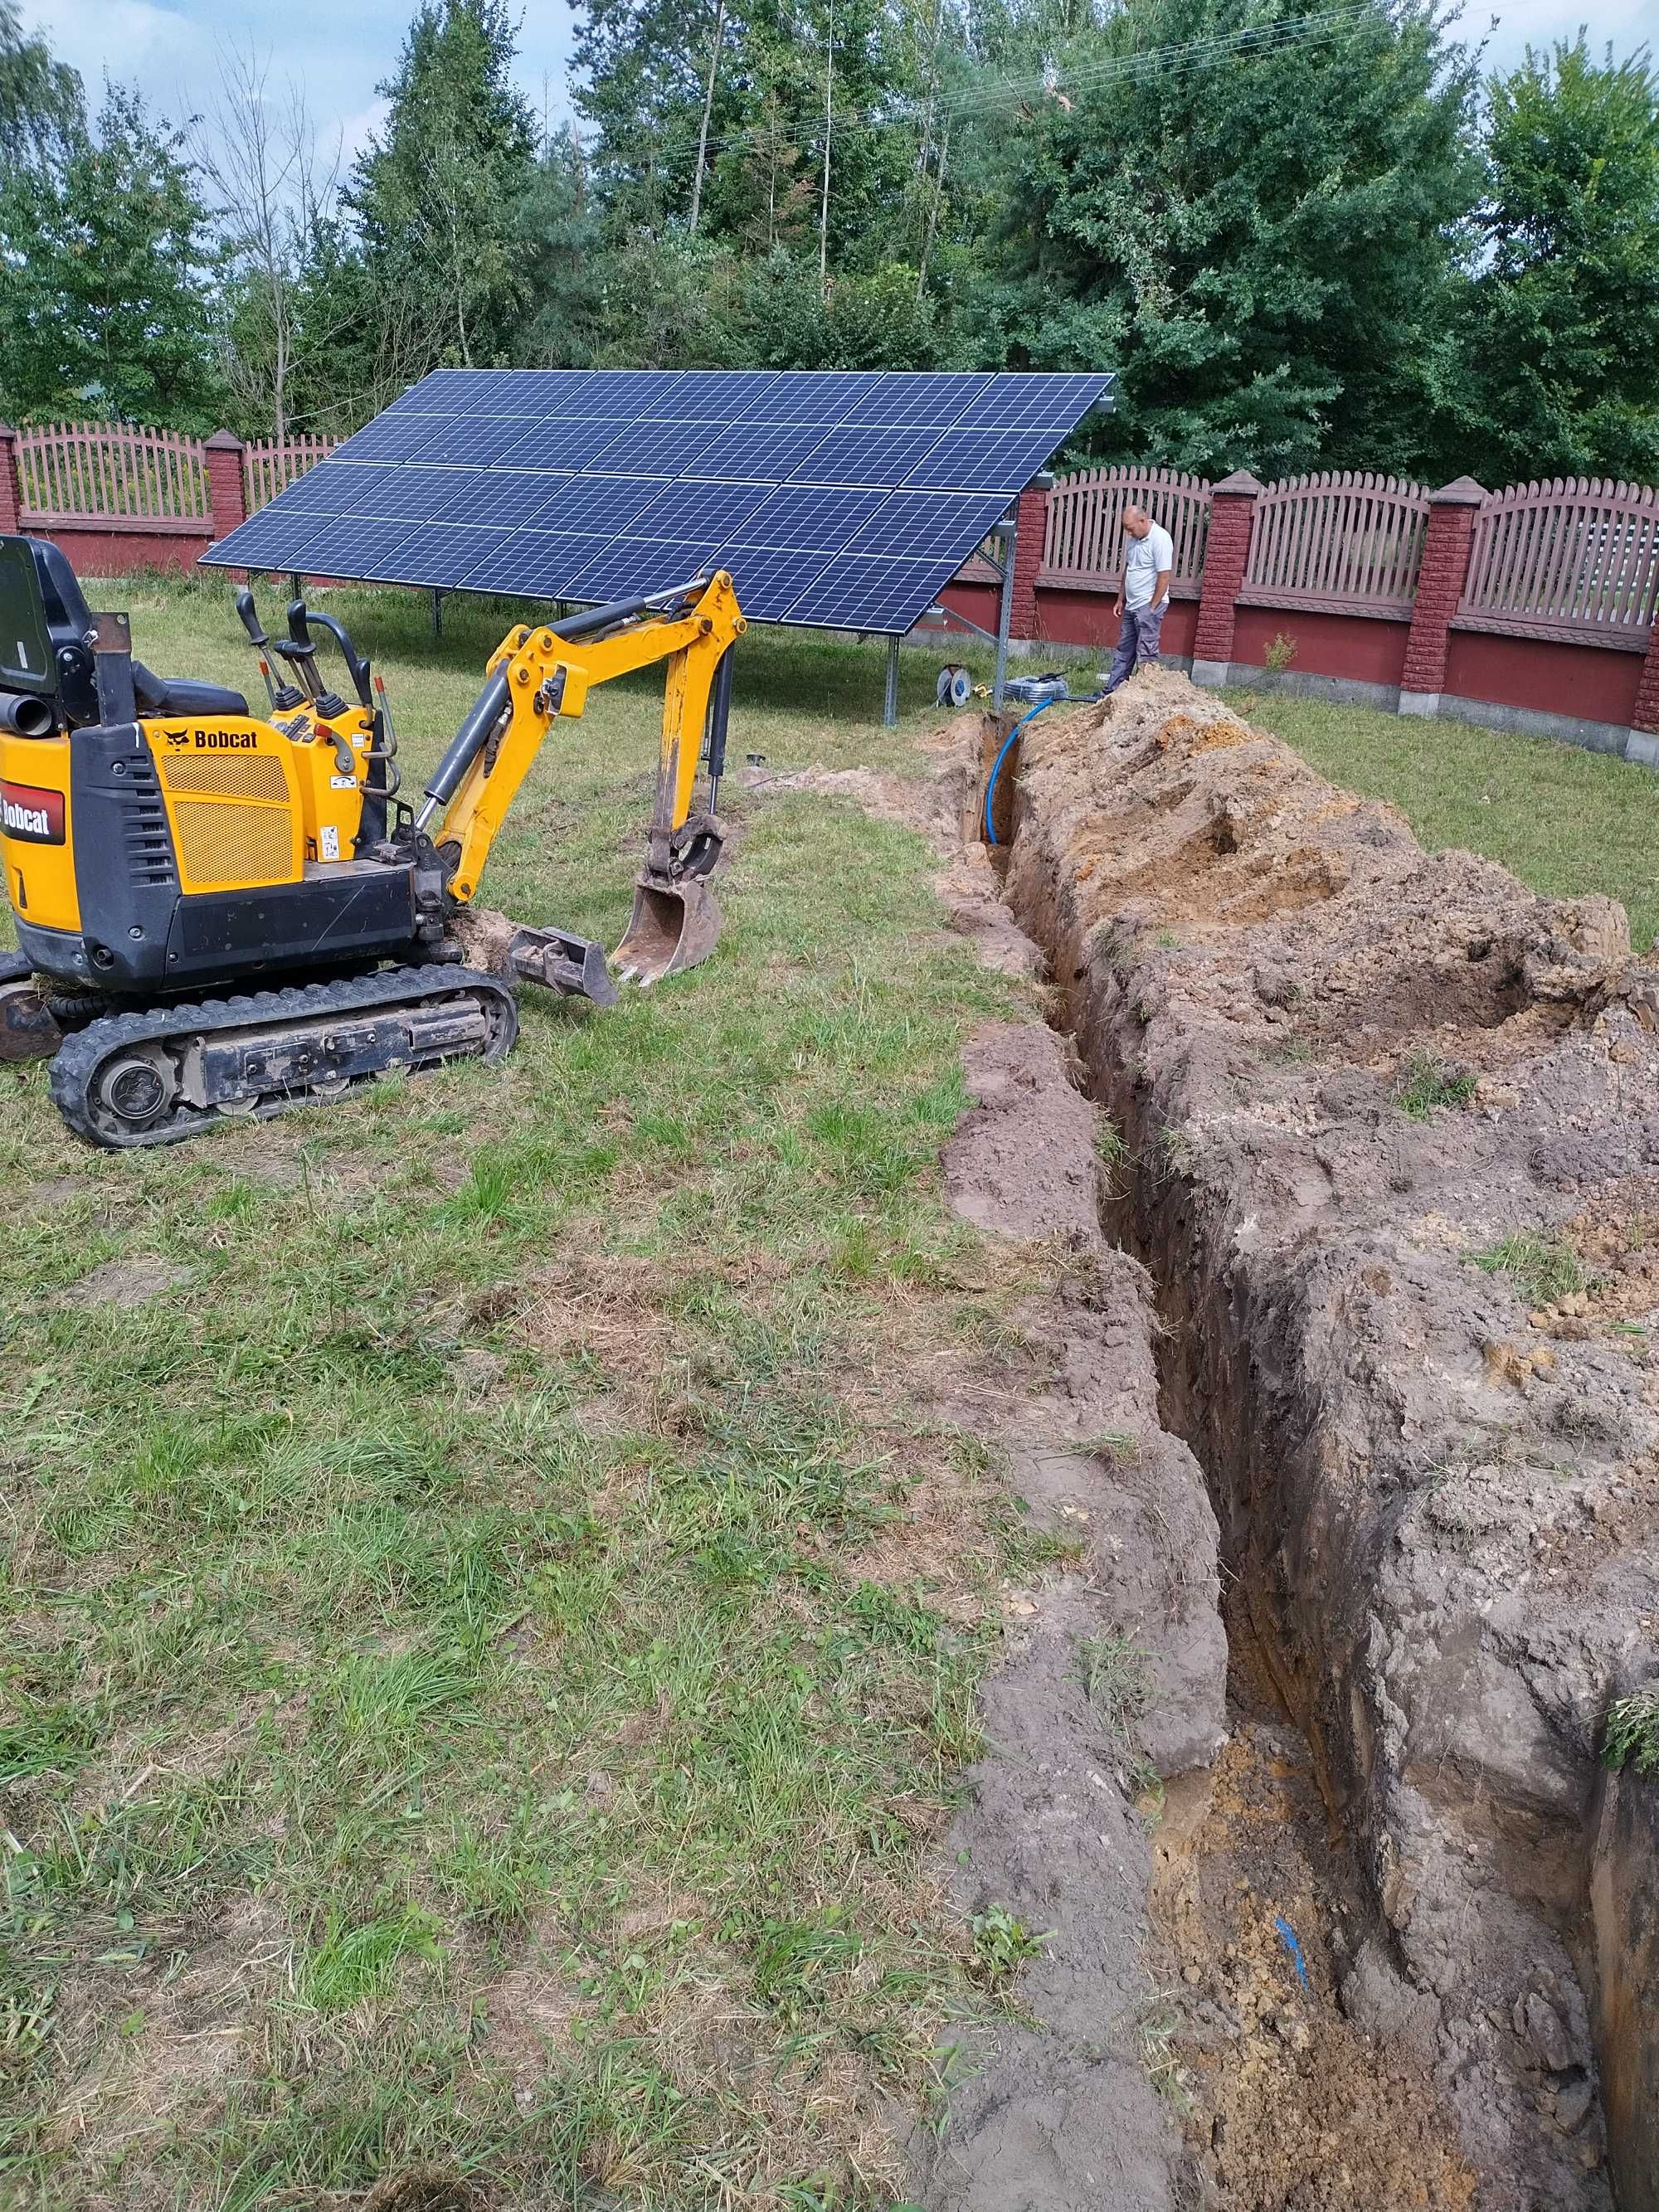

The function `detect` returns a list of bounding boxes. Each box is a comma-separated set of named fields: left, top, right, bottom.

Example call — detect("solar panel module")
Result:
left=202, top=368, right=1113, bottom=637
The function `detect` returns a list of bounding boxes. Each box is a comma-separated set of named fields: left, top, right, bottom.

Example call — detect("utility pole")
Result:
left=689, top=0, right=726, bottom=232
left=819, top=0, right=834, bottom=293
left=917, top=129, right=948, bottom=301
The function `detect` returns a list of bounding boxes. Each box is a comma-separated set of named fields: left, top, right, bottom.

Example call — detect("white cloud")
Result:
left=17, top=0, right=575, bottom=155
left=18, top=0, right=198, bottom=101
left=333, top=97, right=389, bottom=168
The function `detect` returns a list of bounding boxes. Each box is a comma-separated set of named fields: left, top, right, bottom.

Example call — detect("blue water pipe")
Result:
left=1274, top=1914, right=1309, bottom=1990
left=984, top=693, right=1099, bottom=845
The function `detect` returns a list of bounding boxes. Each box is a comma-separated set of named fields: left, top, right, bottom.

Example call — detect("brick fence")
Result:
left=5, top=421, right=1657, bottom=762
left=941, top=465, right=1659, bottom=765
left=0, top=421, right=323, bottom=579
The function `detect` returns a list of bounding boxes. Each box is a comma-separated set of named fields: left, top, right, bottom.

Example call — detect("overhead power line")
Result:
left=636, top=7, right=1372, bottom=170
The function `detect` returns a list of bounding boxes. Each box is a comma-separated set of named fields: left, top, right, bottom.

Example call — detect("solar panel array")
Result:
left=202, top=368, right=1114, bottom=634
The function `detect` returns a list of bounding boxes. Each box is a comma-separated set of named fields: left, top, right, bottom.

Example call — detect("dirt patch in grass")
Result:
left=40, top=1895, right=289, bottom=2187
left=913, top=1018, right=1224, bottom=2210
left=61, top=1257, right=191, bottom=1309
left=517, top=1252, right=679, bottom=1382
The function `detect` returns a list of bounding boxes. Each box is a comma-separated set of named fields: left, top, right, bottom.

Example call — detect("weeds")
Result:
left=1081, top=1431, right=1138, bottom=1466
left=1602, top=1686, right=1659, bottom=1778
left=1078, top=1631, right=1155, bottom=1737
left=1394, top=1051, right=1477, bottom=1120
left=1262, top=632, right=1298, bottom=674
left=1076, top=1631, right=1163, bottom=1805
left=1158, top=1124, right=1199, bottom=1177
left=1095, top=1116, right=1134, bottom=1195
left=1265, top=1029, right=1315, bottom=1065
left=299, top=1906, right=444, bottom=2010
left=968, top=1905, right=1053, bottom=1990
left=921, top=2039, right=981, bottom=2142
left=1470, top=1231, right=1588, bottom=1309
left=1139, top=1996, right=1194, bottom=2112
left=1095, top=1118, right=1131, bottom=1171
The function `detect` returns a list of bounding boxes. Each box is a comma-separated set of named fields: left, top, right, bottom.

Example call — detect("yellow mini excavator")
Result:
left=0, top=533, right=744, bottom=1146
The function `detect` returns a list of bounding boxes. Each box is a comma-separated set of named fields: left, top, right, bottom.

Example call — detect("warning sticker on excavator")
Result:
left=320, top=826, right=340, bottom=860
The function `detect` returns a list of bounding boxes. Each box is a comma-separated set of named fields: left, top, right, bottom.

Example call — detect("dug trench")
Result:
left=757, top=674, right=1659, bottom=2210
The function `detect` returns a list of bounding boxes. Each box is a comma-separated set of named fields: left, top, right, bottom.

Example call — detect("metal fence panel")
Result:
left=1457, top=478, right=1659, bottom=648
left=244, top=434, right=335, bottom=513
left=16, top=421, right=211, bottom=527
left=1039, top=466, right=1210, bottom=593
left=1241, top=470, right=1428, bottom=615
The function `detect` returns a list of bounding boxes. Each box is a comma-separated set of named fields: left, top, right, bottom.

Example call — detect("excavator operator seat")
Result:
left=7, top=535, right=249, bottom=731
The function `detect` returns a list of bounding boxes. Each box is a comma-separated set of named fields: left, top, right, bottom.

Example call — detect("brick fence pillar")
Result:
left=1398, top=475, right=1485, bottom=717
left=1630, top=625, right=1659, bottom=766
left=1632, top=624, right=1659, bottom=740
left=0, top=425, right=22, bottom=535
left=1191, top=469, right=1262, bottom=687
left=204, top=430, right=246, bottom=542
left=1009, top=480, right=1048, bottom=639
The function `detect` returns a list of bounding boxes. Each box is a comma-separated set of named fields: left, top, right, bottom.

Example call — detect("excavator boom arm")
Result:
left=431, top=572, right=745, bottom=906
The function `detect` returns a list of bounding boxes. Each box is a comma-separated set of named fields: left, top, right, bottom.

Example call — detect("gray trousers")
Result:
left=1104, top=600, right=1168, bottom=692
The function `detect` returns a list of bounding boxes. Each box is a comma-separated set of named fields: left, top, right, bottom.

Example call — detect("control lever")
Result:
left=235, top=587, right=301, bottom=712
left=300, top=608, right=373, bottom=709
left=352, top=673, right=403, bottom=849
left=371, top=674, right=402, bottom=795
left=273, top=598, right=341, bottom=712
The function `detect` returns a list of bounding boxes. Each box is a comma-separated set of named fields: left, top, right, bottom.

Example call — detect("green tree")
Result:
left=698, top=0, right=932, bottom=276
left=1436, top=37, right=1659, bottom=483
left=348, top=0, right=538, bottom=373
left=726, top=248, right=946, bottom=365
left=513, top=126, right=611, bottom=368
left=0, top=82, right=223, bottom=427
left=963, top=0, right=1481, bottom=478
left=571, top=0, right=946, bottom=279
left=571, top=0, right=721, bottom=235
left=0, top=0, right=83, bottom=175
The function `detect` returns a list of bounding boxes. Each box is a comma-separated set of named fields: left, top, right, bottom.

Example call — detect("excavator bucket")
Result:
left=613, top=873, right=722, bottom=987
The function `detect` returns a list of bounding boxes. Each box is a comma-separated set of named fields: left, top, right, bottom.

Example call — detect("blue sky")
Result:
left=17, top=0, right=1654, bottom=170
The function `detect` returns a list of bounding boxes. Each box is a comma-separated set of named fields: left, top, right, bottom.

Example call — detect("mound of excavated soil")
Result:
left=989, top=668, right=1659, bottom=2210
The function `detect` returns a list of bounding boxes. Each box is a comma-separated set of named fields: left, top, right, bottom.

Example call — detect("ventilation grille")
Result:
left=158, top=753, right=289, bottom=804
left=120, top=756, right=175, bottom=889
left=173, top=800, right=293, bottom=887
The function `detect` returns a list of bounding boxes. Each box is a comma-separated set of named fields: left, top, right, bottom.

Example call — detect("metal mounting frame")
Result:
left=893, top=498, right=1019, bottom=725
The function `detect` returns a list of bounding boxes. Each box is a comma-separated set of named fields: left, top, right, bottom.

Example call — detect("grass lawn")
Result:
left=0, top=579, right=1031, bottom=2209
left=5, top=578, right=1648, bottom=2208
left=1228, top=686, right=1659, bottom=954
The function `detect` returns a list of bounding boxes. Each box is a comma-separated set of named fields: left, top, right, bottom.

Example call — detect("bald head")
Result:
left=1123, top=505, right=1152, bottom=537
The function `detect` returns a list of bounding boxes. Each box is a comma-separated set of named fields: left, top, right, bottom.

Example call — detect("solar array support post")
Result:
left=883, top=635, right=900, bottom=727
left=992, top=508, right=1017, bottom=714
left=431, top=590, right=444, bottom=639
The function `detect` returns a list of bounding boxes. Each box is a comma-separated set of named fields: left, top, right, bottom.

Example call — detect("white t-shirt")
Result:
left=1124, top=522, right=1175, bottom=610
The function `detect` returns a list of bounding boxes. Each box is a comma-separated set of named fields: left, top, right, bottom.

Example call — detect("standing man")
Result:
left=1104, top=504, right=1174, bottom=693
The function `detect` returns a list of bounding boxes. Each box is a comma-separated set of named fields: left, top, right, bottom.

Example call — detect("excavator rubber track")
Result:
left=47, top=964, right=518, bottom=1150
